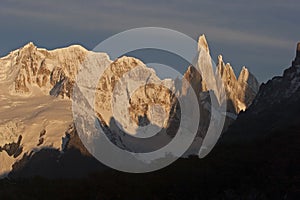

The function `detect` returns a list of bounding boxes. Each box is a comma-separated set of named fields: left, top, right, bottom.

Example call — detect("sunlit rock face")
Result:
left=183, top=36, right=259, bottom=114
left=0, top=42, right=88, bottom=97
left=94, top=56, right=176, bottom=135
left=128, top=83, right=174, bottom=128
left=217, top=56, right=259, bottom=113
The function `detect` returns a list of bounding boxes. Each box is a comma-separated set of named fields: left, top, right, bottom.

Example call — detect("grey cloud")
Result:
left=0, top=0, right=299, bottom=82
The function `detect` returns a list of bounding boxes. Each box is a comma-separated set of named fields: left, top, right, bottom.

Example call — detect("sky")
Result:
left=0, top=0, right=299, bottom=82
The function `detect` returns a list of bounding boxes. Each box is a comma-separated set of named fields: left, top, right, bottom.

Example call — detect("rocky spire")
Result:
left=292, top=42, right=300, bottom=67
left=297, top=42, right=300, bottom=58
left=198, top=34, right=209, bottom=53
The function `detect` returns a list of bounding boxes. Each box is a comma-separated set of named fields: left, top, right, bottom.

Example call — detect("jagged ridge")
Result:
left=0, top=38, right=259, bottom=178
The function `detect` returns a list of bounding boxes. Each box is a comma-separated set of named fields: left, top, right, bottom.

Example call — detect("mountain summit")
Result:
left=292, top=42, right=300, bottom=67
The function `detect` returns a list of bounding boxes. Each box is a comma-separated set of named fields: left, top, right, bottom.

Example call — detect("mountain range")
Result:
left=0, top=39, right=299, bottom=199
left=0, top=35, right=259, bottom=178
